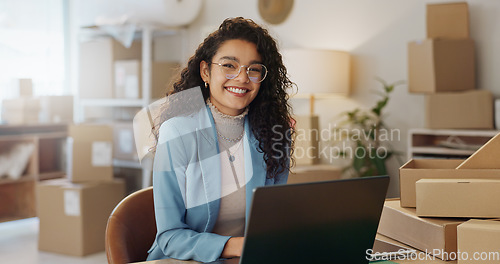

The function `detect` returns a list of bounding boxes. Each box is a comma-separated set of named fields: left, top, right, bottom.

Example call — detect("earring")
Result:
left=204, top=82, right=208, bottom=89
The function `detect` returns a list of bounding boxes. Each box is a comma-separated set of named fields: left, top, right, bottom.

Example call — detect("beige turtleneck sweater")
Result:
left=207, top=99, right=248, bottom=237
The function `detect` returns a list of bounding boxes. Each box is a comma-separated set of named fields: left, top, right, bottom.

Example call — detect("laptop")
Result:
left=206, top=175, right=390, bottom=264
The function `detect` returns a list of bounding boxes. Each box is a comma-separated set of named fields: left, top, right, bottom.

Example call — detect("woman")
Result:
left=147, top=17, right=294, bottom=262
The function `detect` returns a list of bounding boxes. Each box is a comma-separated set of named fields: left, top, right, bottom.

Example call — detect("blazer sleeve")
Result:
left=152, top=120, right=231, bottom=262
left=273, top=158, right=289, bottom=185
left=273, top=136, right=291, bottom=185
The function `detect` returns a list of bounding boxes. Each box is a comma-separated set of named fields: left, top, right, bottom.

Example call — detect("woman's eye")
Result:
left=249, top=68, right=262, bottom=73
left=222, top=63, right=236, bottom=69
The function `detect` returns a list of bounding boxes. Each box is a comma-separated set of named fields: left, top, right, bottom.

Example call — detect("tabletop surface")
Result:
left=132, top=235, right=456, bottom=264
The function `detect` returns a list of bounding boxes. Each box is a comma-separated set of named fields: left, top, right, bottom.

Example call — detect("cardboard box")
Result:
left=17, top=78, right=33, bottom=97
left=1, top=98, right=40, bottom=124
left=425, top=90, right=493, bottom=129
left=288, top=164, right=341, bottom=184
left=67, top=124, right=113, bottom=182
left=152, top=61, right=178, bottom=99
left=39, top=96, right=74, bottom=123
left=112, top=122, right=139, bottom=161
left=37, top=178, right=125, bottom=256
left=457, top=220, right=500, bottom=264
left=293, top=115, right=319, bottom=166
left=416, top=179, right=500, bottom=218
left=114, top=60, right=179, bottom=99
left=377, top=199, right=468, bottom=260
left=408, top=39, right=475, bottom=93
left=427, top=2, right=469, bottom=39
left=399, top=159, right=500, bottom=208
left=79, top=37, right=142, bottom=99
left=457, top=133, right=500, bottom=169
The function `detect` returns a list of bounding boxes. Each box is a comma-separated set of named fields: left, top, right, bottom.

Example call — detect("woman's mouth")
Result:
left=225, top=86, right=249, bottom=95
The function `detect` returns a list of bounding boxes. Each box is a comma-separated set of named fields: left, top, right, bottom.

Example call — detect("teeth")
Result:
left=226, top=87, right=247, bottom=94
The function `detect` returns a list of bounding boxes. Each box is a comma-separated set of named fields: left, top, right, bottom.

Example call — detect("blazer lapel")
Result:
left=244, top=117, right=266, bottom=219
left=196, top=105, right=221, bottom=231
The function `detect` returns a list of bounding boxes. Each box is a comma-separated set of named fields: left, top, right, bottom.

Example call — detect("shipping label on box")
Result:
left=427, top=2, right=470, bottom=39
left=114, top=60, right=141, bottom=99
left=416, top=179, right=500, bottom=218
left=91, top=141, right=112, bottom=167
left=399, top=159, right=500, bottom=208
left=408, top=39, right=475, bottom=94
left=457, top=219, right=500, bottom=264
left=63, top=189, right=81, bottom=216
left=112, top=122, right=139, bottom=161
left=377, top=199, right=467, bottom=260
left=425, top=90, right=493, bottom=129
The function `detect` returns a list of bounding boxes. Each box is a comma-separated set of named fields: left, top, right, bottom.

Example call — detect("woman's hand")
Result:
left=221, top=237, right=244, bottom=258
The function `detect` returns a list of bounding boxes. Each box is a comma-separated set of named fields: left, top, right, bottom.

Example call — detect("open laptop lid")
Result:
left=240, top=175, right=390, bottom=264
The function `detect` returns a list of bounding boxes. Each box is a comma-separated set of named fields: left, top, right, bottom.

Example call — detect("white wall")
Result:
left=172, top=0, right=500, bottom=197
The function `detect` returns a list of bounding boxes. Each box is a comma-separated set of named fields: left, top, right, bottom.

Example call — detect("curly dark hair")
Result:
left=155, top=17, right=295, bottom=179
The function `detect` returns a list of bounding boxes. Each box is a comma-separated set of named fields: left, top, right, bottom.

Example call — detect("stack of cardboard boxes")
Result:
left=408, top=2, right=493, bottom=129
left=379, top=5, right=499, bottom=260
left=37, top=124, right=125, bottom=256
left=378, top=133, right=500, bottom=262
left=1, top=79, right=74, bottom=125
left=79, top=37, right=179, bottom=101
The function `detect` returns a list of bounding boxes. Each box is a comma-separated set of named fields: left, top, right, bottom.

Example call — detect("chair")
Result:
left=105, top=186, right=157, bottom=264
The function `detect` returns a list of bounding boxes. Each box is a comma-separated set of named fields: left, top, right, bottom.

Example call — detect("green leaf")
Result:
left=371, top=155, right=388, bottom=175
left=352, top=149, right=366, bottom=171
left=332, top=77, right=407, bottom=177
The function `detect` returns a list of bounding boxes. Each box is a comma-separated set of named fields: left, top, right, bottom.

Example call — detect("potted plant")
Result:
left=330, top=78, right=405, bottom=177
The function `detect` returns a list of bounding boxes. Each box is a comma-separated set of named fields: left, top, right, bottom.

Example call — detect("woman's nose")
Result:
left=234, top=66, right=250, bottom=83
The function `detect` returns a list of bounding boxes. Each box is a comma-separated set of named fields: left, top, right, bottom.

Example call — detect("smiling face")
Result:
left=200, top=39, right=262, bottom=116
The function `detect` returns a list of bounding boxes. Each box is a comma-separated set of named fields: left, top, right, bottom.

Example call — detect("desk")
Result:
left=133, top=257, right=454, bottom=264
left=133, top=234, right=455, bottom=264
left=376, top=234, right=456, bottom=264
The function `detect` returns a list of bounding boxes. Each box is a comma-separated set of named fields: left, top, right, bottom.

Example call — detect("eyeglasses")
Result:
left=211, top=59, right=268, bottom=83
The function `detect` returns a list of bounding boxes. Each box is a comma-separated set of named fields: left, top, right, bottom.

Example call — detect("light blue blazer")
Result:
left=147, top=105, right=289, bottom=262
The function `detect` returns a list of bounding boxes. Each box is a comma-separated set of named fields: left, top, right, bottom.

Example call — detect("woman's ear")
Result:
left=200, top=60, right=210, bottom=82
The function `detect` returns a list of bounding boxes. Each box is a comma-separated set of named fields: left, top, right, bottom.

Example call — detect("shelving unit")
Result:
left=408, top=128, right=499, bottom=160
left=76, top=25, right=185, bottom=188
left=0, top=124, right=67, bottom=222
left=76, top=25, right=184, bottom=122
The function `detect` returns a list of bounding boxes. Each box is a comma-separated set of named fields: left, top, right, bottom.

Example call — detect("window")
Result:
left=0, top=0, right=66, bottom=104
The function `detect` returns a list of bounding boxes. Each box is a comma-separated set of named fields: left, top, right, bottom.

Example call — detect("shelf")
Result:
left=80, top=98, right=146, bottom=107
left=0, top=216, right=35, bottom=224
left=113, top=159, right=142, bottom=169
left=0, top=179, right=36, bottom=222
left=409, top=128, right=499, bottom=137
left=0, top=175, right=36, bottom=185
left=79, top=24, right=181, bottom=41
left=0, top=124, right=68, bottom=135
left=408, top=129, right=499, bottom=160
left=39, top=171, right=65, bottom=181
left=411, top=146, right=475, bottom=156
left=0, top=124, right=67, bottom=222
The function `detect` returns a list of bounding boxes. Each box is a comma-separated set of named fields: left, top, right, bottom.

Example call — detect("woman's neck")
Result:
left=207, top=98, right=247, bottom=142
